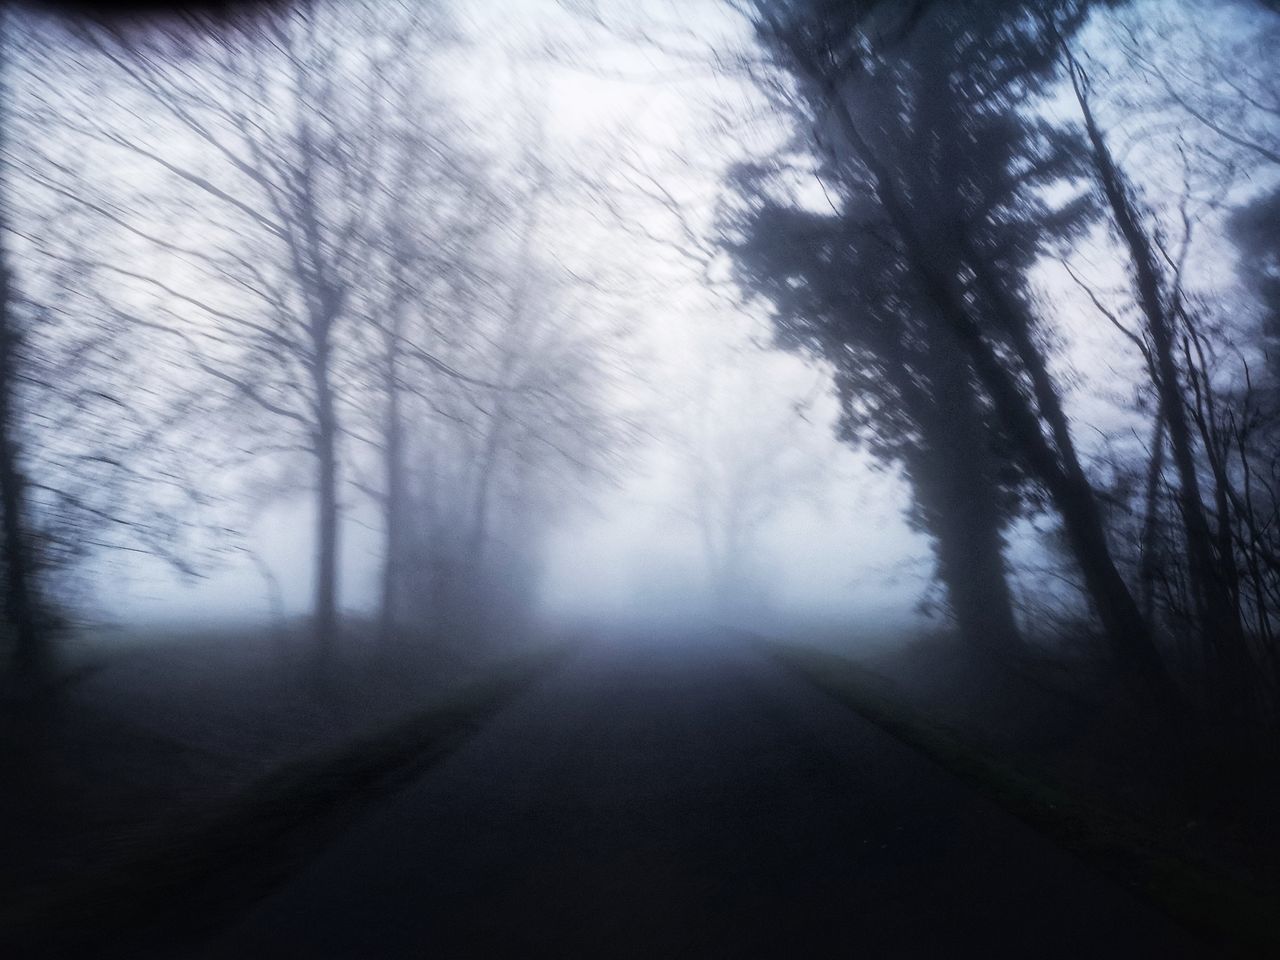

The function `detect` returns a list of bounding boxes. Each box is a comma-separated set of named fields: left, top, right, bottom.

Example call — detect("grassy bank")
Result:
left=767, top=640, right=1280, bottom=956
left=1, top=642, right=570, bottom=957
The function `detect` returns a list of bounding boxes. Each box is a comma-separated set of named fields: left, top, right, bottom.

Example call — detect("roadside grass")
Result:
left=766, top=640, right=1280, bottom=956
left=0, top=642, right=570, bottom=958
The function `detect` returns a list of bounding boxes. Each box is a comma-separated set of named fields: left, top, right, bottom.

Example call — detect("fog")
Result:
left=75, top=0, right=1216, bottom=643
left=72, top=0, right=937, bottom=636
left=3, top=0, right=1279, bottom=954
left=107, top=300, right=931, bottom=633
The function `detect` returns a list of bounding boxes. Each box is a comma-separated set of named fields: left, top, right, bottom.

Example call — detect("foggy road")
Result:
left=194, top=630, right=1202, bottom=958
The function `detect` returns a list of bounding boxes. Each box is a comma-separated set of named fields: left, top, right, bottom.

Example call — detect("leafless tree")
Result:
left=14, top=2, right=456, bottom=665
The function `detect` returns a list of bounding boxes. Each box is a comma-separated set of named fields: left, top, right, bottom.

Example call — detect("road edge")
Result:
left=764, top=639, right=1280, bottom=956
left=0, top=641, right=574, bottom=957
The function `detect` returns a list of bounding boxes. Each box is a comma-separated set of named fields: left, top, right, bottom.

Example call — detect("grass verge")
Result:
left=766, top=640, right=1280, bottom=956
left=0, top=642, right=571, bottom=958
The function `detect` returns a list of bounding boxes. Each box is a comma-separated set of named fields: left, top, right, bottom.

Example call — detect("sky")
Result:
left=85, top=0, right=932, bottom=632
left=78, top=0, right=1266, bottom=637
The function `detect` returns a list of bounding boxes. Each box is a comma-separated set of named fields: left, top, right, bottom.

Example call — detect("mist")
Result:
left=2, top=0, right=1278, bottom=955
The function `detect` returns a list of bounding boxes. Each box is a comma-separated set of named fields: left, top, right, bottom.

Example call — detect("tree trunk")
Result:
left=0, top=31, right=43, bottom=689
left=911, top=344, right=1022, bottom=653
left=379, top=366, right=403, bottom=643
left=469, top=418, right=503, bottom=570
left=885, top=315, right=1022, bottom=653
left=1139, top=413, right=1166, bottom=625
left=313, top=361, right=339, bottom=661
left=931, top=501, right=1021, bottom=652
left=0, top=241, right=41, bottom=687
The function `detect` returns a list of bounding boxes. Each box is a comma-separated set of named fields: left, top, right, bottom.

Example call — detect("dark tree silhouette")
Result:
left=0, top=122, right=40, bottom=684
left=726, top=193, right=1027, bottom=652
left=732, top=0, right=1196, bottom=713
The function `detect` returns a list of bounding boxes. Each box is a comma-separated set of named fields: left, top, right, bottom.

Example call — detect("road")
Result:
left=193, top=629, right=1204, bottom=958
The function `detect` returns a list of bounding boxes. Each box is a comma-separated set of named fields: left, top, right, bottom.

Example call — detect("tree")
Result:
left=21, top=2, right=451, bottom=662
left=725, top=180, right=1028, bottom=652
left=1063, top=40, right=1254, bottom=718
left=724, top=2, right=1106, bottom=655
left=325, top=9, right=495, bottom=642
left=352, top=116, right=633, bottom=638
left=1072, top=0, right=1280, bottom=721
left=0, top=19, right=40, bottom=683
left=732, top=0, right=1194, bottom=710
left=2, top=9, right=236, bottom=689
left=662, top=329, right=831, bottom=615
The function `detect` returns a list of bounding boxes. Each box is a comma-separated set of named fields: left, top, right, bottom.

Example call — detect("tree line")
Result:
left=0, top=0, right=624, bottom=693
left=722, top=0, right=1280, bottom=744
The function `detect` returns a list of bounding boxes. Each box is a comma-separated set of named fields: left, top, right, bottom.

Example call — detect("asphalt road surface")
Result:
left=193, top=629, right=1205, bottom=958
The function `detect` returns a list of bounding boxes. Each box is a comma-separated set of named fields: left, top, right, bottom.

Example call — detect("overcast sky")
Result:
left=78, top=0, right=1263, bottom=636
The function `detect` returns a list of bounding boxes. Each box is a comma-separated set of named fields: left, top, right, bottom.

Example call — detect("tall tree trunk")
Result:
left=294, top=93, right=342, bottom=664
left=379, top=363, right=403, bottom=643
left=0, top=237, right=41, bottom=686
left=884, top=317, right=1022, bottom=653
left=929, top=496, right=1021, bottom=652
left=312, top=350, right=339, bottom=661
left=954, top=286, right=1171, bottom=698
left=469, top=417, right=503, bottom=570
left=379, top=170, right=415, bottom=645
left=1139, top=413, right=1167, bottom=625
left=0, top=32, right=42, bottom=688
left=911, top=336, right=1022, bottom=653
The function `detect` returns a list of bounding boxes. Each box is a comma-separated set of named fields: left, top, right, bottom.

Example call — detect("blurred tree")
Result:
left=331, top=7, right=495, bottom=643
left=1064, top=42, right=1256, bottom=720
left=726, top=2, right=1110, bottom=654
left=727, top=187, right=1028, bottom=652
left=2, top=10, right=237, bottom=689
left=349, top=106, right=634, bottom=641
left=18, top=2, right=440, bottom=665
left=666, top=334, right=830, bottom=617
left=0, top=22, right=40, bottom=684
left=733, top=0, right=1194, bottom=709
left=1075, top=0, right=1280, bottom=722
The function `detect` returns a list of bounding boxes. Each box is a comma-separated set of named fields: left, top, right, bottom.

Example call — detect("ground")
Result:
left=189, top=627, right=1202, bottom=958
left=5, top=623, right=1255, bottom=956
left=0, top=621, right=515, bottom=909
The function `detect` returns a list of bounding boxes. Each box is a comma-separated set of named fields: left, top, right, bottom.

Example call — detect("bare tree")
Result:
left=2, top=10, right=240, bottom=689
left=1063, top=41, right=1255, bottom=720
left=661, top=329, right=828, bottom=615
left=17, top=2, right=448, bottom=663
left=392, top=133, right=633, bottom=637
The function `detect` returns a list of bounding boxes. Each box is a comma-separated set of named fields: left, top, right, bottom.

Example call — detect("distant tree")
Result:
left=664, top=333, right=829, bottom=615
left=380, top=126, right=631, bottom=638
left=322, top=9, right=499, bottom=642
